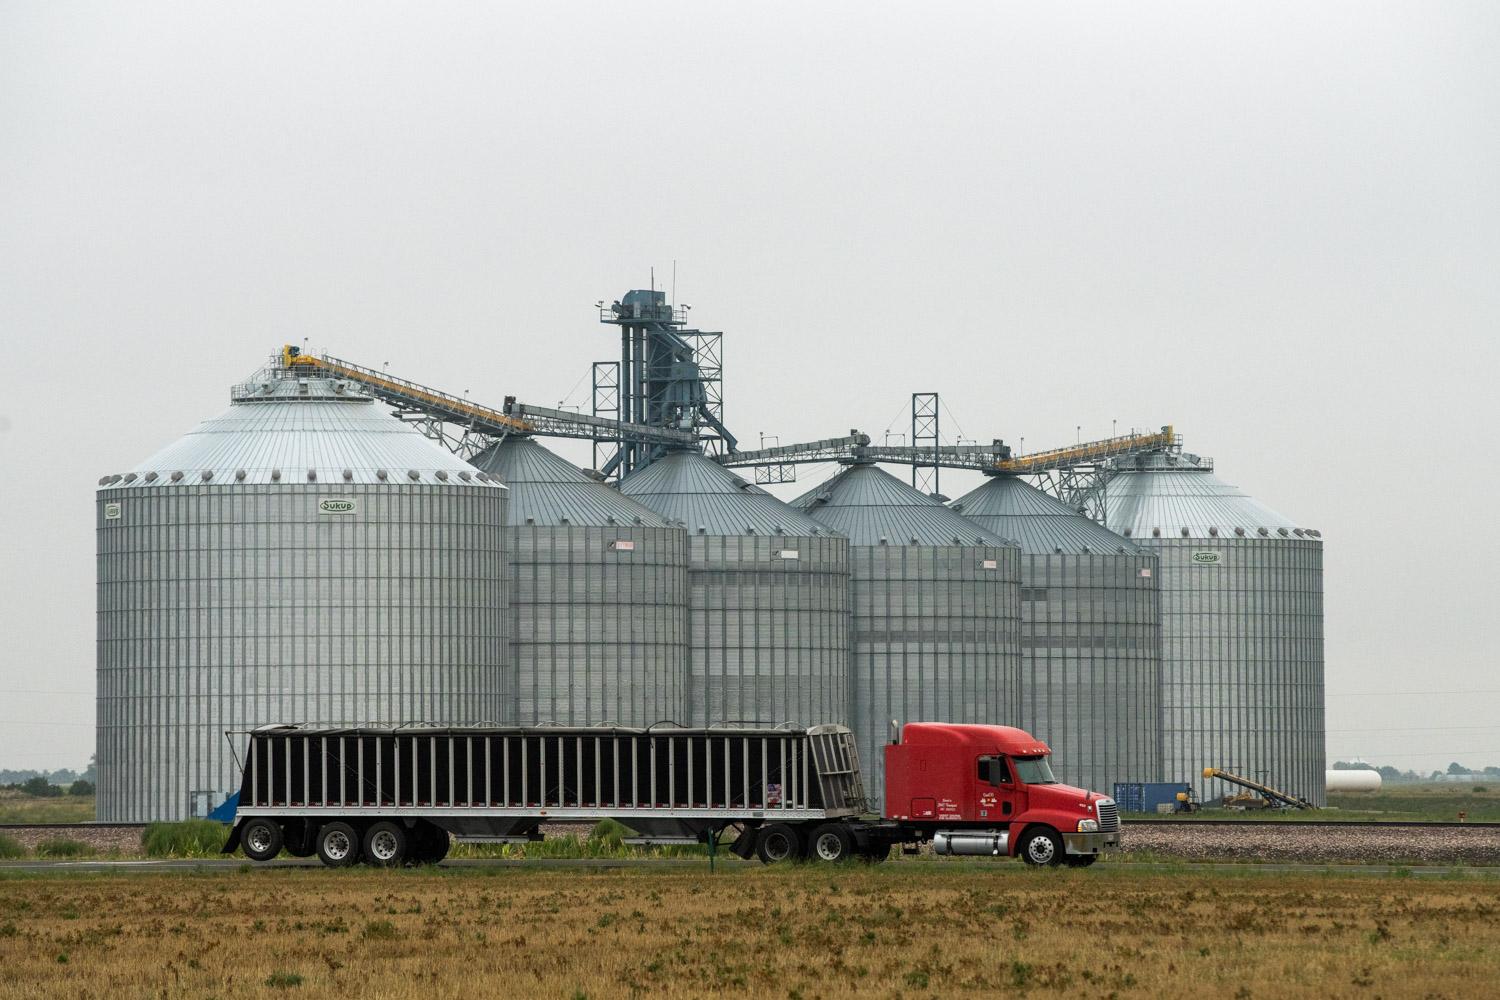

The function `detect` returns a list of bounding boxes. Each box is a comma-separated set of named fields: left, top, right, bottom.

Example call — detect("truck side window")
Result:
left=978, top=757, right=1012, bottom=786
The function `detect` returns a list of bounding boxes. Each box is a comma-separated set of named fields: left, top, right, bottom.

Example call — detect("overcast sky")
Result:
left=2, top=2, right=1496, bottom=776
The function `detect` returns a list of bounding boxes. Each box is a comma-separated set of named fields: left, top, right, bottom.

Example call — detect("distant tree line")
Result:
left=0, top=755, right=97, bottom=795
left=1332, top=760, right=1500, bottom=783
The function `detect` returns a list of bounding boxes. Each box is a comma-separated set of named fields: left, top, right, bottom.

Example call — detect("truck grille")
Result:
left=1096, top=799, right=1120, bottom=833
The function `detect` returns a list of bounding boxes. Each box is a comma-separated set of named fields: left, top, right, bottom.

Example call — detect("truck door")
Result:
left=976, top=756, right=1021, bottom=823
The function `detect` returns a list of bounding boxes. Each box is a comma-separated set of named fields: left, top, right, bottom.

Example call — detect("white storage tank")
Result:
left=95, top=371, right=510, bottom=821
left=1326, top=769, right=1382, bottom=794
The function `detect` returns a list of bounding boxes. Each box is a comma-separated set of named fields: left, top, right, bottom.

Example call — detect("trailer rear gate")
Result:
left=238, top=725, right=864, bottom=821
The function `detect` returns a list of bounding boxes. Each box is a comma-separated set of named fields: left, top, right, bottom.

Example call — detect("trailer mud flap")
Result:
left=729, top=826, right=757, bottom=860
left=222, top=820, right=244, bottom=855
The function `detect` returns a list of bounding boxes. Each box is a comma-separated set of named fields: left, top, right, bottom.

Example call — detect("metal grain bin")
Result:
left=619, top=450, right=850, bottom=729
left=791, top=462, right=1021, bottom=809
left=1104, top=452, right=1325, bottom=805
left=469, top=437, right=688, bottom=728
left=95, top=372, right=510, bottom=822
left=952, top=475, right=1161, bottom=793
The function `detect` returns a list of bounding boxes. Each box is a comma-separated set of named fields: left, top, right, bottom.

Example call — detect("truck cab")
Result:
left=883, top=722, right=1121, bottom=866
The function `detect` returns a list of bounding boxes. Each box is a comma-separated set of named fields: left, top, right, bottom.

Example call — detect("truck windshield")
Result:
left=1012, top=756, right=1057, bottom=785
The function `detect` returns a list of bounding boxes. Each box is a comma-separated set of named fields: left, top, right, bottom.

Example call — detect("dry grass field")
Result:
left=0, top=865, right=1496, bottom=998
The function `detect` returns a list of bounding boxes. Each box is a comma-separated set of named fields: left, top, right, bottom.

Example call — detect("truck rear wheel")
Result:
left=316, top=821, right=362, bottom=868
left=362, top=822, right=408, bottom=867
left=809, top=824, right=854, bottom=863
left=240, top=818, right=283, bottom=862
left=1018, top=827, right=1063, bottom=867
left=755, top=824, right=801, bottom=864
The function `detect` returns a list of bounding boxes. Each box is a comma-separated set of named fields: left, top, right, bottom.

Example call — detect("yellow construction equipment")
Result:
left=1202, top=767, right=1315, bottom=810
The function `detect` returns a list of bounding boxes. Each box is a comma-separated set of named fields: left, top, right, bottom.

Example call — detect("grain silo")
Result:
left=952, top=475, right=1161, bottom=793
left=468, top=436, right=688, bottom=727
left=618, top=450, right=849, bottom=729
left=792, top=462, right=1021, bottom=809
left=1104, top=452, right=1325, bottom=805
left=95, top=371, right=510, bottom=822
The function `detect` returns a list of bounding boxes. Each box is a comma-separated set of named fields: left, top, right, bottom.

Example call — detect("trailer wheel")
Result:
left=408, top=822, right=450, bottom=865
left=809, top=824, right=854, bottom=863
left=362, top=822, right=408, bottom=867
left=316, top=821, right=361, bottom=868
left=1063, top=854, right=1097, bottom=868
left=1018, top=827, right=1063, bottom=867
left=240, top=818, right=283, bottom=862
left=754, top=824, right=801, bottom=864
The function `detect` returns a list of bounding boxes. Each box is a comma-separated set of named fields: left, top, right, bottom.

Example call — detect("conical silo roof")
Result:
left=791, top=462, right=1011, bottom=546
left=953, top=476, right=1143, bottom=554
left=1103, top=453, right=1317, bottom=541
left=619, top=450, right=837, bottom=536
left=470, top=436, right=671, bottom=527
left=102, top=374, right=496, bottom=489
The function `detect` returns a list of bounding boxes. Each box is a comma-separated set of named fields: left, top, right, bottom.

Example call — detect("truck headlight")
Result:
left=1077, top=819, right=1099, bottom=833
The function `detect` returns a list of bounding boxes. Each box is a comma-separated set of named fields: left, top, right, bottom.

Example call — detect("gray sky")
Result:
left=2, top=2, right=1497, bottom=775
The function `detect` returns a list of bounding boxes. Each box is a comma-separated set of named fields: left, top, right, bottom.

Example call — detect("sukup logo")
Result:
left=1190, top=550, right=1222, bottom=565
left=318, top=498, right=358, bottom=514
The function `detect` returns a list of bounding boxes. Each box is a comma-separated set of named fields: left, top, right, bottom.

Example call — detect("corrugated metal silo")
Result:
left=1104, top=452, right=1325, bottom=805
left=95, top=372, right=510, bottom=822
left=952, top=475, right=1162, bottom=793
left=792, top=462, right=1021, bottom=809
left=618, top=450, right=850, bottom=729
left=468, top=436, right=688, bottom=727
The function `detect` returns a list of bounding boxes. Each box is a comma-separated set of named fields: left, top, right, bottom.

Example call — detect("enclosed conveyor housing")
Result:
left=233, top=723, right=865, bottom=845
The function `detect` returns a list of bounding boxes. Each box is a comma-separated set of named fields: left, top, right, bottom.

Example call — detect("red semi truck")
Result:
left=225, top=721, right=1120, bottom=868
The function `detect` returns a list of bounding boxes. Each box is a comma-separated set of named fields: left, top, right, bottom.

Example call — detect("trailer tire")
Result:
left=408, top=823, right=450, bottom=865
left=1018, top=826, right=1063, bottom=867
left=316, top=821, right=362, bottom=868
left=282, top=819, right=317, bottom=858
left=809, top=824, right=855, bottom=863
left=240, top=818, right=283, bottom=862
left=754, top=824, right=801, bottom=864
left=362, top=822, right=408, bottom=867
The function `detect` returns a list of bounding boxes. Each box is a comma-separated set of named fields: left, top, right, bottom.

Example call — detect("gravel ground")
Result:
left=1123, top=822, right=1500, bottom=865
left=1, top=824, right=144, bottom=854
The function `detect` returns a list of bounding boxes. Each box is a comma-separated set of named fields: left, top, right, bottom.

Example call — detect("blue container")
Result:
left=1113, top=782, right=1191, bottom=814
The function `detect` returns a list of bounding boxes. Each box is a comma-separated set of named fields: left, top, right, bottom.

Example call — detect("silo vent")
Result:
left=1081, top=545, right=1092, bottom=554
left=201, top=471, right=213, bottom=482
left=124, top=473, right=137, bottom=483
left=879, top=536, right=889, bottom=545
left=1151, top=528, right=1160, bottom=537
left=234, top=469, right=246, bottom=482
left=633, top=516, right=643, bottom=525
left=307, top=470, right=317, bottom=482
left=698, top=526, right=707, bottom=534
left=1293, top=528, right=1304, bottom=537
left=436, top=470, right=448, bottom=481
left=145, top=472, right=159, bottom=482
left=376, top=469, right=388, bottom=481
left=407, top=470, right=420, bottom=481
left=271, top=469, right=281, bottom=481
left=1054, top=546, right=1063, bottom=555
left=342, top=469, right=353, bottom=481
left=525, top=517, right=536, bottom=525
left=476, top=472, right=489, bottom=482
left=458, top=471, right=471, bottom=482
left=1234, top=527, right=1245, bottom=536
left=1208, top=526, right=1218, bottom=537
left=1257, top=527, right=1269, bottom=536
left=1180, top=527, right=1189, bottom=537
left=1122, top=528, right=1132, bottom=536
left=1277, top=527, right=1290, bottom=537
left=605, top=516, right=617, bottom=525
left=97, top=476, right=110, bottom=486
left=170, top=471, right=183, bottom=482
left=560, top=517, right=571, bottom=526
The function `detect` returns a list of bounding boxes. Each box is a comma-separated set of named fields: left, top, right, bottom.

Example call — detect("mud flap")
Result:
left=221, top=819, right=243, bottom=855
left=729, top=826, right=757, bottom=859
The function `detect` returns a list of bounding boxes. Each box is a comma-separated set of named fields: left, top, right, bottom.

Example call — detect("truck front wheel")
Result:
left=240, top=818, right=283, bottom=862
left=809, top=824, right=854, bottom=863
left=1018, top=827, right=1063, bottom=867
left=755, top=824, right=801, bottom=864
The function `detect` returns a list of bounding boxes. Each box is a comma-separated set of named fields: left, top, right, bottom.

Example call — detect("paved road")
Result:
left=2, top=858, right=1497, bottom=877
